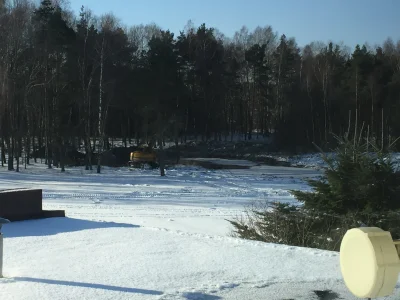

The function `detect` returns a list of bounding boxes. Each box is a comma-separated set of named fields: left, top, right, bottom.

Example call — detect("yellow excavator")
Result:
left=129, top=144, right=158, bottom=168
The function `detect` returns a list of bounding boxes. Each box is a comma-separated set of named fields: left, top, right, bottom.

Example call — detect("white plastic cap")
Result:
left=340, top=227, right=400, bottom=298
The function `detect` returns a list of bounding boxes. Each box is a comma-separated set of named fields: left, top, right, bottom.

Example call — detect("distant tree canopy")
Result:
left=0, top=0, right=400, bottom=171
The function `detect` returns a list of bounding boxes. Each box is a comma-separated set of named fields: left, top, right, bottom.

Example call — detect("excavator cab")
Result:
left=129, top=145, right=158, bottom=168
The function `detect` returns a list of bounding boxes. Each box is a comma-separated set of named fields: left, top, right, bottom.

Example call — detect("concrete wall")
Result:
left=0, top=189, right=44, bottom=221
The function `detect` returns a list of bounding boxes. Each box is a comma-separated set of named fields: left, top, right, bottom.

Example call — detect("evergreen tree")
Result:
left=292, top=135, right=400, bottom=214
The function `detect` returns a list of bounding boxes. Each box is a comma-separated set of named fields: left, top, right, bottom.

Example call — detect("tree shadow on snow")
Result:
left=13, top=277, right=163, bottom=295
left=3, top=217, right=139, bottom=238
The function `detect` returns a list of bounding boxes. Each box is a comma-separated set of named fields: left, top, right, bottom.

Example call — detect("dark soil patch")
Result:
left=180, top=159, right=252, bottom=170
left=314, top=290, right=340, bottom=300
left=164, top=140, right=295, bottom=168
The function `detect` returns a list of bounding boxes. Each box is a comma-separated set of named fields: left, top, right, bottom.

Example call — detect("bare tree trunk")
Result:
left=38, top=132, right=43, bottom=164
left=381, top=108, right=384, bottom=151
left=1, top=138, right=5, bottom=167
left=86, top=137, right=93, bottom=170
left=97, top=39, right=104, bottom=174
left=60, top=138, right=65, bottom=172
left=24, top=136, right=28, bottom=169
left=158, top=135, right=165, bottom=177
left=44, top=66, right=52, bottom=169
left=7, top=137, right=13, bottom=171
left=32, top=134, right=37, bottom=163
left=16, top=137, right=20, bottom=172
left=157, top=112, right=165, bottom=177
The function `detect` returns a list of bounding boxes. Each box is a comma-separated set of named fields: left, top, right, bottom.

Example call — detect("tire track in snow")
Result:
left=42, top=191, right=227, bottom=199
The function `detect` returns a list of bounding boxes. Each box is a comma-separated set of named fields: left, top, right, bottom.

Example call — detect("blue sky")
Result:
left=68, top=0, right=399, bottom=49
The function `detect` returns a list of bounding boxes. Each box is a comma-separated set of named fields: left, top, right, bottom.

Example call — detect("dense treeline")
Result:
left=1, top=0, right=400, bottom=172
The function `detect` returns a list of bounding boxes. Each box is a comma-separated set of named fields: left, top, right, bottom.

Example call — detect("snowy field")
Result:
left=0, top=160, right=399, bottom=299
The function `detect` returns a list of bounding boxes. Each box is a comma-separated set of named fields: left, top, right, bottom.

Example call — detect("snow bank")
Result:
left=3, top=217, right=349, bottom=300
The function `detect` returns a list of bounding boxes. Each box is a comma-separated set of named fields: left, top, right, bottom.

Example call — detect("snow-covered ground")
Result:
left=0, top=161, right=398, bottom=299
